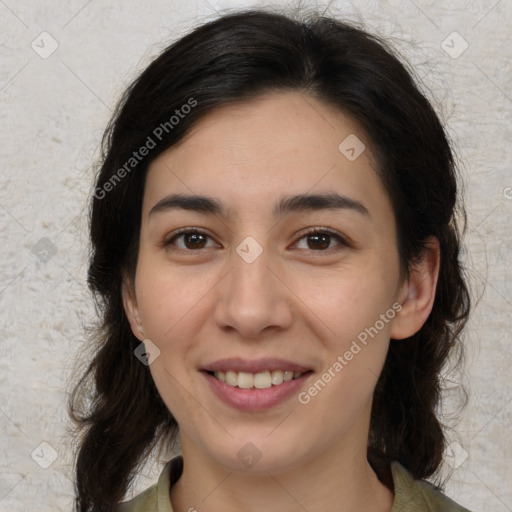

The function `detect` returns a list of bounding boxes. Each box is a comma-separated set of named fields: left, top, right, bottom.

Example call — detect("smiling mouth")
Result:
left=205, top=369, right=313, bottom=389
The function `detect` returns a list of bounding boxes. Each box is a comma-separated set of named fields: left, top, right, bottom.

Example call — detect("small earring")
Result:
left=139, top=326, right=145, bottom=337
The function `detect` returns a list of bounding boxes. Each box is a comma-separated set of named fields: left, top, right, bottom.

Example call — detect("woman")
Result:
left=70, top=8, right=472, bottom=512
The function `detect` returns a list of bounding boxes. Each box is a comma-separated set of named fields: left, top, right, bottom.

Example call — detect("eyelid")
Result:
left=161, top=227, right=218, bottom=249
left=161, top=226, right=352, bottom=252
left=293, top=226, right=352, bottom=248
left=298, top=226, right=352, bottom=244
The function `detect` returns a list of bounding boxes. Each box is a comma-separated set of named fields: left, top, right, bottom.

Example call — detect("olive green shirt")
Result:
left=116, top=455, right=471, bottom=511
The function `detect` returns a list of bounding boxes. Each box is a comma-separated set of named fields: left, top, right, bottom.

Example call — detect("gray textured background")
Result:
left=1, top=1, right=511, bottom=510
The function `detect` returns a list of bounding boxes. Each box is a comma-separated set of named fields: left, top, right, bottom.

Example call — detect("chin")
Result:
left=205, top=435, right=308, bottom=474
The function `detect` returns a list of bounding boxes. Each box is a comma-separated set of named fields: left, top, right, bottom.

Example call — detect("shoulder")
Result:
left=116, top=455, right=472, bottom=512
left=116, top=483, right=159, bottom=512
left=115, top=455, right=183, bottom=512
left=391, top=461, right=472, bottom=512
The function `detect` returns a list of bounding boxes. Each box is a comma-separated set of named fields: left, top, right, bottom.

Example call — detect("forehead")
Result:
left=144, top=91, right=391, bottom=222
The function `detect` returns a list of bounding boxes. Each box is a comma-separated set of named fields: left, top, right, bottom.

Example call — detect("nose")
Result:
left=213, top=239, right=293, bottom=340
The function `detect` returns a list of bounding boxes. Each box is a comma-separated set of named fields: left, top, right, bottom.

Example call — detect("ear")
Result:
left=122, top=277, right=144, bottom=341
left=390, top=236, right=440, bottom=340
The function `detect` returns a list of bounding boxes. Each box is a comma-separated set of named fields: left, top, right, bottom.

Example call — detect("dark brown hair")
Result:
left=70, top=8, right=471, bottom=511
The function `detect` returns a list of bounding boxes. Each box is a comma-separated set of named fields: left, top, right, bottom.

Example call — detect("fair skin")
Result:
left=123, top=91, right=440, bottom=512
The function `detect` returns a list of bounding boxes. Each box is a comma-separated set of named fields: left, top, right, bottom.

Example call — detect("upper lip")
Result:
left=201, top=357, right=312, bottom=374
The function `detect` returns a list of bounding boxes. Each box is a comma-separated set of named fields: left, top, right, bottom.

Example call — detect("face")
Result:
left=124, top=91, right=408, bottom=474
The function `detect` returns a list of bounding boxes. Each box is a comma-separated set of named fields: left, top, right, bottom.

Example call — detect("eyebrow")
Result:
left=149, top=192, right=370, bottom=219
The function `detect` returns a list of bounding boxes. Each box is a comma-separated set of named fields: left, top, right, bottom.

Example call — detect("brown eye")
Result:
left=294, top=228, right=348, bottom=252
left=306, top=233, right=331, bottom=250
left=181, top=232, right=207, bottom=249
left=164, top=230, right=217, bottom=251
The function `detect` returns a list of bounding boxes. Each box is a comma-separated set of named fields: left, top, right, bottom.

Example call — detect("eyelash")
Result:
left=161, top=227, right=350, bottom=253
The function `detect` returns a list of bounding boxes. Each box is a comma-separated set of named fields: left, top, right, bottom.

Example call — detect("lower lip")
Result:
left=201, top=371, right=313, bottom=411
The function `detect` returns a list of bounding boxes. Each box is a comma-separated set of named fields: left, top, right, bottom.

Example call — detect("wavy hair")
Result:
left=69, top=8, right=471, bottom=511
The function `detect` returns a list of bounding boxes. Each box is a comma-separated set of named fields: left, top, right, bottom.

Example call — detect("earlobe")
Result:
left=390, top=237, right=440, bottom=340
left=122, top=281, right=144, bottom=341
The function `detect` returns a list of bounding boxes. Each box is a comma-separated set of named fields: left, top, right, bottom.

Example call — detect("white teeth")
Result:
left=253, top=371, right=272, bottom=389
left=238, top=372, right=254, bottom=389
left=271, top=370, right=284, bottom=385
left=213, top=369, right=305, bottom=388
left=225, top=371, right=237, bottom=386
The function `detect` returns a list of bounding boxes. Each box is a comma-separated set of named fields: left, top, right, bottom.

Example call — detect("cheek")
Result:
left=297, top=276, right=393, bottom=420
left=291, top=262, right=395, bottom=409
left=133, top=258, right=214, bottom=420
left=290, top=262, right=396, bottom=348
left=134, top=254, right=219, bottom=341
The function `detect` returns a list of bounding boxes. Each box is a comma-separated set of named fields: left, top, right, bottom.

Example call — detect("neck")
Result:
left=170, top=422, right=393, bottom=512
